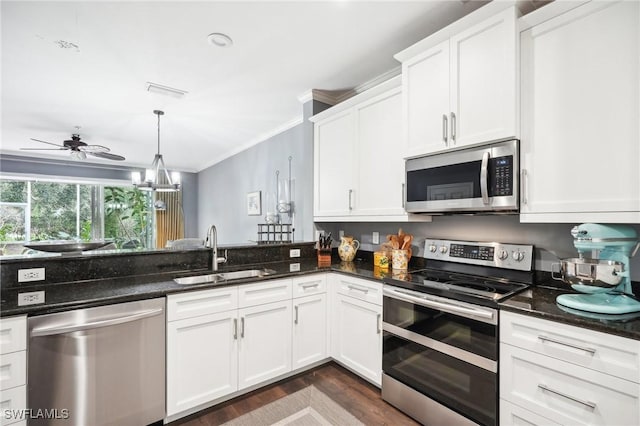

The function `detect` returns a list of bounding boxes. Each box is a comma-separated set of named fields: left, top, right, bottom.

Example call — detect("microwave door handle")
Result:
left=480, top=151, right=490, bottom=205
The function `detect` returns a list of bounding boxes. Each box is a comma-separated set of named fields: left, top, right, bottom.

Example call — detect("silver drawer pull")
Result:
left=301, top=283, right=320, bottom=289
left=294, top=305, right=299, bottom=324
left=377, top=313, right=381, bottom=334
left=538, top=384, right=596, bottom=410
left=233, top=318, right=238, bottom=340
left=538, top=335, right=596, bottom=355
left=347, top=285, right=369, bottom=294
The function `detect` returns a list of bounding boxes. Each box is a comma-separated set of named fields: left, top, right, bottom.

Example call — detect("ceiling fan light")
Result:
left=71, top=150, right=86, bottom=160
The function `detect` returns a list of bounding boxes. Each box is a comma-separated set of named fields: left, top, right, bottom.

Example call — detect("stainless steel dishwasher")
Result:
left=28, top=298, right=165, bottom=425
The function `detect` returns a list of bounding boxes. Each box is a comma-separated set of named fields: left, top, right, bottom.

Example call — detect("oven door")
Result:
left=405, top=138, right=518, bottom=213
left=382, top=285, right=498, bottom=426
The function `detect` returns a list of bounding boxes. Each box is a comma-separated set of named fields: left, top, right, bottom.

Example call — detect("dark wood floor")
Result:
left=170, top=362, right=420, bottom=426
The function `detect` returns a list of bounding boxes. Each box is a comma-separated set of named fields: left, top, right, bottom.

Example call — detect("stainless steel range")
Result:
left=382, top=239, right=533, bottom=426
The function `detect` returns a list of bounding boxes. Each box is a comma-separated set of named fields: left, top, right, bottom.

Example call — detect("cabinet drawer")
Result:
left=500, top=344, right=639, bottom=426
left=167, top=287, right=238, bottom=321
left=0, top=352, right=26, bottom=391
left=0, top=317, right=26, bottom=355
left=500, top=399, right=560, bottom=426
left=292, top=274, right=326, bottom=298
left=0, top=385, right=26, bottom=425
left=335, top=275, right=382, bottom=306
left=238, top=278, right=292, bottom=308
left=500, top=311, right=640, bottom=382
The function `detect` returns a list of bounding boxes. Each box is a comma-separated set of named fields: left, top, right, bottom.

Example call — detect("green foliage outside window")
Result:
left=104, top=187, right=152, bottom=248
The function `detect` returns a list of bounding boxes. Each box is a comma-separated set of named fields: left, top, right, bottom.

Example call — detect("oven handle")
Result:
left=480, top=151, right=490, bottom=205
left=383, top=287, right=495, bottom=322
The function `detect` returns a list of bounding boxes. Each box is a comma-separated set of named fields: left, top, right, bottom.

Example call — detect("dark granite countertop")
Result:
left=0, top=258, right=383, bottom=317
left=499, top=284, right=640, bottom=341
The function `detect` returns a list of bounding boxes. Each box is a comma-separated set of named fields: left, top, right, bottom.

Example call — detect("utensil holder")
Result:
left=392, top=249, right=409, bottom=270
left=317, top=249, right=332, bottom=267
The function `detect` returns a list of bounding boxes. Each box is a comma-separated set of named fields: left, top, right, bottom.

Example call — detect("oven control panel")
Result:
left=423, top=239, right=533, bottom=271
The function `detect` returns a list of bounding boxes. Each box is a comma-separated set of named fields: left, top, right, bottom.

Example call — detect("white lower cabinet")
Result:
left=292, top=293, right=327, bottom=370
left=0, top=315, right=27, bottom=426
left=330, top=274, right=382, bottom=386
left=238, top=299, right=292, bottom=390
left=167, top=310, right=238, bottom=416
left=500, top=311, right=640, bottom=425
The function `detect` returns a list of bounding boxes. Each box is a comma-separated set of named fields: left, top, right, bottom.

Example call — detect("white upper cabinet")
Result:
left=519, top=0, right=640, bottom=223
left=396, top=5, right=518, bottom=157
left=311, top=77, right=431, bottom=222
left=313, top=110, right=354, bottom=217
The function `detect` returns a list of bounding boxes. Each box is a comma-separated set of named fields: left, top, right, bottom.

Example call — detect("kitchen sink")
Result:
left=174, top=268, right=277, bottom=285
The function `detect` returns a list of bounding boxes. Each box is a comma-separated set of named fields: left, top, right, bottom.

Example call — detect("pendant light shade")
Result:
left=132, top=110, right=181, bottom=192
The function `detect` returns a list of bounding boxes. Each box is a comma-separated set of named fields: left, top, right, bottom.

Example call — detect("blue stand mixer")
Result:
left=553, top=224, right=640, bottom=316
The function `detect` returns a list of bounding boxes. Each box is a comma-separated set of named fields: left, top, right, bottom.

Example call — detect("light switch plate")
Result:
left=339, top=230, right=344, bottom=238
left=289, top=249, right=301, bottom=258
left=372, top=232, right=380, bottom=245
left=18, top=291, right=45, bottom=306
left=18, top=267, right=45, bottom=282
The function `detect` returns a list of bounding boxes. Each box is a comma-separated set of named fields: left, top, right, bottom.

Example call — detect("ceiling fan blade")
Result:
left=80, top=144, right=110, bottom=153
left=20, top=148, right=67, bottom=151
left=89, top=151, right=126, bottom=161
left=30, top=138, right=65, bottom=148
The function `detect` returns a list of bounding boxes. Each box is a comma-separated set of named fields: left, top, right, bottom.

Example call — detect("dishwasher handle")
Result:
left=31, top=308, right=164, bottom=337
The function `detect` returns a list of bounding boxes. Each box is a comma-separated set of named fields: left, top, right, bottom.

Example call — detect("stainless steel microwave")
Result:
left=405, top=139, right=519, bottom=214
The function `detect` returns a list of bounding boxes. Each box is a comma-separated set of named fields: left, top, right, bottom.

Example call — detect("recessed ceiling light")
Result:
left=207, top=32, right=233, bottom=48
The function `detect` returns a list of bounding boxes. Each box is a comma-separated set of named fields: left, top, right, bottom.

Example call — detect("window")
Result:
left=0, top=179, right=153, bottom=255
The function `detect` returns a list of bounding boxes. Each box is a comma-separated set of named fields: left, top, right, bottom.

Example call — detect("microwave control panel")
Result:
left=489, top=156, right=513, bottom=197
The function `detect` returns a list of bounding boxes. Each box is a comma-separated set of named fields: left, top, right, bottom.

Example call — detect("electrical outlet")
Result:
left=290, top=263, right=301, bottom=272
left=339, top=230, right=344, bottom=238
left=372, top=232, right=380, bottom=245
left=289, top=249, right=301, bottom=258
left=18, top=291, right=45, bottom=306
left=18, top=267, right=45, bottom=282
left=315, top=230, right=322, bottom=241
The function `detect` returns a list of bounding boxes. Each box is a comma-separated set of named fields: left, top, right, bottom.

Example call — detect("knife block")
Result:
left=317, top=249, right=332, bottom=267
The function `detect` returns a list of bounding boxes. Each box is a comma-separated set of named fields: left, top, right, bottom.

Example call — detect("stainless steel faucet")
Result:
left=205, top=225, right=227, bottom=271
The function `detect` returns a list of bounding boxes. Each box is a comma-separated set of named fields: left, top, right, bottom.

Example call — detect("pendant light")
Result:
left=132, top=110, right=181, bottom=192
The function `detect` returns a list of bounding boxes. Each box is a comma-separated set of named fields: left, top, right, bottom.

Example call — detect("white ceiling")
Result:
left=1, top=0, right=487, bottom=173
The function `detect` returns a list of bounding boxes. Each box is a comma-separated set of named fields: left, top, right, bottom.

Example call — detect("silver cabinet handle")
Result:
left=294, top=305, right=299, bottom=324
left=442, top=114, right=448, bottom=144
left=233, top=318, right=238, bottom=340
left=401, top=183, right=405, bottom=208
left=347, top=284, right=369, bottom=294
left=348, top=189, right=353, bottom=211
left=538, top=335, right=596, bottom=354
left=240, top=317, right=245, bottom=338
left=521, top=169, right=529, bottom=205
left=31, top=308, right=163, bottom=337
left=450, top=112, right=456, bottom=143
left=538, top=384, right=596, bottom=410
left=377, top=313, right=381, bottom=334
left=480, top=151, right=490, bottom=205
left=301, top=283, right=319, bottom=289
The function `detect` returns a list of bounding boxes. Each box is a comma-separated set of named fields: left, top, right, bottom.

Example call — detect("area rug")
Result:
left=220, top=385, right=364, bottom=426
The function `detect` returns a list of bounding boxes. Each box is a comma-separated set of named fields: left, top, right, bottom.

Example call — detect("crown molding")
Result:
left=334, top=66, right=401, bottom=104
left=197, top=115, right=303, bottom=172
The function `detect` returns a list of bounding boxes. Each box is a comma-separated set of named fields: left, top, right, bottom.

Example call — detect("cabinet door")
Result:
left=403, top=40, right=450, bottom=157
left=292, top=294, right=327, bottom=370
left=353, top=87, right=405, bottom=216
left=238, top=300, right=292, bottom=389
left=313, top=110, right=354, bottom=217
left=520, top=1, right=640, bottom=222
left=333, top=293, right=382, bottom=386
left=500, top=398, right=560, bottom=426
left=166, top=311, right=238, bottom=415
left=450, top=7, right=517, bottom=147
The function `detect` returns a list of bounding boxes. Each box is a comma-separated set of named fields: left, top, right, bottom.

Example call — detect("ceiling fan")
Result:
left=21, top=133, right=126, bottom=161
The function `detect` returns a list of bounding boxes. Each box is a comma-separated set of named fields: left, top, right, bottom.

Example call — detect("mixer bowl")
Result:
left=556, top=258, right=624, bottom=288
